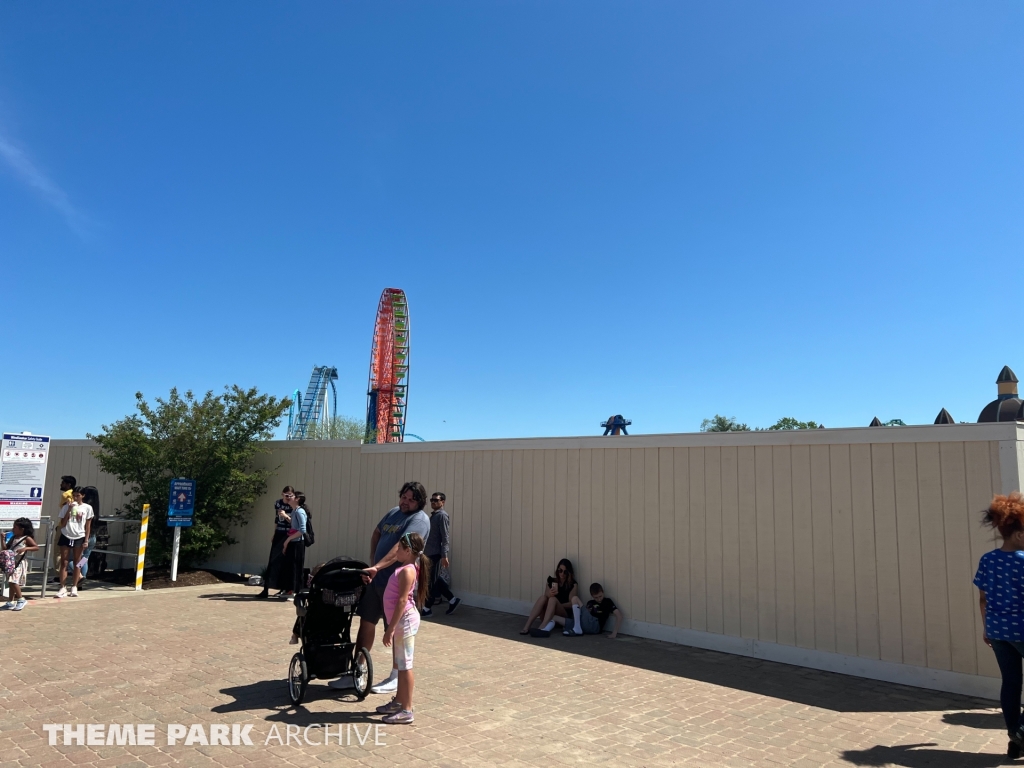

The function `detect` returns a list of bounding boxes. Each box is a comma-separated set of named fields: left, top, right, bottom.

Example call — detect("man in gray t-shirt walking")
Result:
left=422, top=491, right=460, bottom=617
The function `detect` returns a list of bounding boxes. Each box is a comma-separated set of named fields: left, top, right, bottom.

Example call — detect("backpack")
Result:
left=0, top=549, right=16, bottom=576
left=303, top=510, right=315, bottom=547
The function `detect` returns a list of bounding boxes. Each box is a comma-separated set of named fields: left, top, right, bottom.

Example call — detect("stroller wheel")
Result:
left=288, top=652, right=309, bottom=705
left=352, top=647, right=373, bottom=700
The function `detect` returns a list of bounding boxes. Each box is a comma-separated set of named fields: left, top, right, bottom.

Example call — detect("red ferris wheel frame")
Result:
left=364, top=288, right=410, bottom=443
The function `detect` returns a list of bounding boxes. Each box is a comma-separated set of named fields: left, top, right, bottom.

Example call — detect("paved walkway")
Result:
left=0, top=584, right=1014, bottom=767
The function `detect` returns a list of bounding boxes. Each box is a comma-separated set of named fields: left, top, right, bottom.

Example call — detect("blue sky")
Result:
left=1, top=2, right=1022, bottom=440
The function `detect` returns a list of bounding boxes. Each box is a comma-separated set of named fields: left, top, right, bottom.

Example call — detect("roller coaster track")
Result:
left=287, top=366, right=339, bottom=439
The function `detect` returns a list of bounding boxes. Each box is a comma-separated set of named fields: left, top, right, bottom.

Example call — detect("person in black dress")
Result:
left=258, top=486, right=295, bottom=598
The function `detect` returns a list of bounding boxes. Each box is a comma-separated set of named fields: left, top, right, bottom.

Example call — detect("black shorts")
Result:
left=356, top=580, right=387, bottom=626
left=58, top=535, right=84, bottom=549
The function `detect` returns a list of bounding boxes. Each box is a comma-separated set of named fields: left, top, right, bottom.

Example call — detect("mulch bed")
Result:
left=92, top=567, right=249, bottom=590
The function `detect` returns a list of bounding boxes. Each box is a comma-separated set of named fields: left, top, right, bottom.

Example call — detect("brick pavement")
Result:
left=0, top=584, right=1014, bottom=767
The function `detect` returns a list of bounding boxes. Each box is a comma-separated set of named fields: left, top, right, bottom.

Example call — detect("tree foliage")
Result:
left=883, top=418, right=906, bottom=426
left=90, top=386, right=290, bottom=567
left=766, top=417, right=820, bottom=431
left=700, top=415, right=751, bottom=432
left=700, top=415, right=825, bottom=431
left=304, top=415, right=366, bottom=441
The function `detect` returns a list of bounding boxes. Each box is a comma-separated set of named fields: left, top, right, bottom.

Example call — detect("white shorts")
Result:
left=393, top=627, right=416, bottom=671
left=10, top=560, right=28, bottom=587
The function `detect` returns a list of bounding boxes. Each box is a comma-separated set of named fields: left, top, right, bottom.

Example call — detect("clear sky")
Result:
left=1, top=2, right=1022, bottom=441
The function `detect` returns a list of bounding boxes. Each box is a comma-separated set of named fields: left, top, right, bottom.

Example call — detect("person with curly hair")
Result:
left=975, top=492, right=1024, bottom=759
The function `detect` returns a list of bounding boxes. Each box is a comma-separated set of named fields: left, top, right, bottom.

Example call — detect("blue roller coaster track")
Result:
left=287, top=366, right=339, bottom=439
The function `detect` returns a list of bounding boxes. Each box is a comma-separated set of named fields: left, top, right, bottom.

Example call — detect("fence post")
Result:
left=40, top=520, right=53, bottom=599
left=135, top=504, right=149, bottom=591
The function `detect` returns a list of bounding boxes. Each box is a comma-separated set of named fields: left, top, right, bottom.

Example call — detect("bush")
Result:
left=90, top=386, right=289, bottom=567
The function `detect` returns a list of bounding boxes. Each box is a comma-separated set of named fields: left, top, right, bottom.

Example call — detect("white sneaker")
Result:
left=55, top=587, right=67, bottom=599
left=12, top=599, right=26, bottom=611
left=0, top=602, right=15, bottom=610
left=328, top=677, right=355, bottom=690
left=370, top=675, right=398, bottom=695
left=70, top=586, right=79, bottom=597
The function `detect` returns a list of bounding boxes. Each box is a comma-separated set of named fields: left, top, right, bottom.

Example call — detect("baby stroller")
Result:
left=288, top=558, right=374, bottom=705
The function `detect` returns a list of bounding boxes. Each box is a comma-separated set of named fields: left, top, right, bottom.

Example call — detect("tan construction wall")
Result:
left=47, top=422, right=1024, bottom=698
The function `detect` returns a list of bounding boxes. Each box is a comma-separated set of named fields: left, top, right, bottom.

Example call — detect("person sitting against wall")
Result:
left=975, top=492, right=1024, bottom=760
left=562, top=582, right=623, bottom=638
left=519, top=558, right=578, bottom=637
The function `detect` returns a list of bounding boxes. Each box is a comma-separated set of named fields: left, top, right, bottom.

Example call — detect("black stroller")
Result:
left=288, top=558, right=374, bottom=705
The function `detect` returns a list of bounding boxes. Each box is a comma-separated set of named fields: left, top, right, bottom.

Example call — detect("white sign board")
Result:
left=0, top=433, right=50, bottom=524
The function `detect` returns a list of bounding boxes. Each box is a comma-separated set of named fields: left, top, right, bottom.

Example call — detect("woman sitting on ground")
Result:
left=519, top=558, right=577, bottom=637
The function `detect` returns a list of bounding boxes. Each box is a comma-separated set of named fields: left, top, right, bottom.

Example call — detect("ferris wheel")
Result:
left=364, top=288, right=410, bottom=443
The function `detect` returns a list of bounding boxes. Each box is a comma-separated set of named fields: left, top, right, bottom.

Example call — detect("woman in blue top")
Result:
left=975, top=492, right=1024, bottom=759
left=282, top=492, right=309, bottom=597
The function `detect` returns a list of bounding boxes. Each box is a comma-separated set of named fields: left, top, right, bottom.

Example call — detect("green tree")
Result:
left=90, top=386, right=290, bottom=567
left=700, top=415, right=751, bottom=432
left=766, top=417, right=820, bottom=431
left=883, top=418, right=906, bottom=426
left=305, top=415, right=366, bottom=441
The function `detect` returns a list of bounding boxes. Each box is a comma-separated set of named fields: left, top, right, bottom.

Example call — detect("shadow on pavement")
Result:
left=214, top=679, right=379, bottom=724
left=197, top=592, right=269, bottom=602
left=942, top=711, right=1006, bottom=730
left=439, top=604, right=998, bottom=715
left=839, top=743, right=1006, bottom=767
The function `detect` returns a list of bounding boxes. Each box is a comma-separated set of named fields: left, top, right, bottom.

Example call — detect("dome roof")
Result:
left=978, top=397, right=1023, bottom=423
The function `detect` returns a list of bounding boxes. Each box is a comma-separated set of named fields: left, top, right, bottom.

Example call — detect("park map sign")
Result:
left=0, top=432, right=50, bottom=524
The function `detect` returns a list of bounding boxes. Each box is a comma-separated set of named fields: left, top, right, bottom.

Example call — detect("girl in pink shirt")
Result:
left=376, top=532, right=431, bottom=725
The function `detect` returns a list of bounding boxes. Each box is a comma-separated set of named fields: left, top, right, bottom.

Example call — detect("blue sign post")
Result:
left=167, top=478, right=195, bottom=582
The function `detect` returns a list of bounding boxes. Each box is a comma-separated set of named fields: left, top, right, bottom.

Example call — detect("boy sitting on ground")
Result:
left=563, top=582, right=622, bottom=639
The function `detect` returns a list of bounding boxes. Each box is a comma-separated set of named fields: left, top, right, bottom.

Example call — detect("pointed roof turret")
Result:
left=998, top=366, right=1019, bottom=383
left=869, top=417, right=883, bottom=427
left=998, top=366, right=1020, bottom=400
left=934, top=408, right=955, bottom=425
left=980, top=366, right=1024, bottom=421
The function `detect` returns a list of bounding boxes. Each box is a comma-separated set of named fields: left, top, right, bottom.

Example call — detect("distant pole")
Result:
left=170, top=526, right=181, bottom=582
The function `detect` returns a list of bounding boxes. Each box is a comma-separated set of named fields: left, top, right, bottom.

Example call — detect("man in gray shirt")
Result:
left=422, top=491, right=460, bottom=617
left=349, top=481, right=430, bottom=695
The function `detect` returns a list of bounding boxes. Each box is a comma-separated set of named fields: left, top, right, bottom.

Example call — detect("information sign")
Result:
left=0, top=432, right=50, bottom=523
